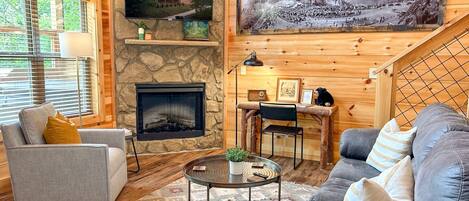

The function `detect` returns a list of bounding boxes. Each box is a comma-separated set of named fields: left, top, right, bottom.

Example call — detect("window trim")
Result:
left=0, top=0, right=105, bottom=126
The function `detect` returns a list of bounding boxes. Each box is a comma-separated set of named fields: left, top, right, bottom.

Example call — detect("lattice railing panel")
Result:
left=395, top=29, right=469, bottom=127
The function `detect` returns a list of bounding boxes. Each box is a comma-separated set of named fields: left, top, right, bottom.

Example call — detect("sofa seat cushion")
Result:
left=311, top=177, right=354, bottom=201
left=329, top=158, right=380, bottom=182
left=108, top=147, right=126, bottom=177
left=415, top=131, right=469, bottom=201
left=19, top=102, right=56, bottom=144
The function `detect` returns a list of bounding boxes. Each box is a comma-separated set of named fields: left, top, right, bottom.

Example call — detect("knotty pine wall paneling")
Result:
left=95, top=0, right=116, bottom=128
left=223, top=0, right=469, bottom=162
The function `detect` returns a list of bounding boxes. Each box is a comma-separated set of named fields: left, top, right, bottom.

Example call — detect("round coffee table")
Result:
left=183, top=154, right=282, bottom=201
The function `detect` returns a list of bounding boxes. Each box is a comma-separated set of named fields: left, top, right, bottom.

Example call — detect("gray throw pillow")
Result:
left=19, top=102, right=56, bottom=144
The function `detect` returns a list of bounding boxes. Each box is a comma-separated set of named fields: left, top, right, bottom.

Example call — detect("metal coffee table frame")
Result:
left=183, top=154, right=282, bottom=201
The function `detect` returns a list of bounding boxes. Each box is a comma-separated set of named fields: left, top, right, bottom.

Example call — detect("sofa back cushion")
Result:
left=19, top=102, right=56, bottom=144
left=1, top=123, right=27, bottom=149
left=415, top=131, right=469, bottom=201
left=412, top=104, right=469, bottom=176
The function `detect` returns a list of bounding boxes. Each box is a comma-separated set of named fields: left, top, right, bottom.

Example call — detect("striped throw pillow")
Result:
left=366, top=119, right=417, bottom=172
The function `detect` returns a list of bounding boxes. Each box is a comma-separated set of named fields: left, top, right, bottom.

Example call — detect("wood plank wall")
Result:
left=224, top=0, right=469, bottom=162
left=98, top=0, right=116, bottom=128
left=0, top=0, right=116, bottom=195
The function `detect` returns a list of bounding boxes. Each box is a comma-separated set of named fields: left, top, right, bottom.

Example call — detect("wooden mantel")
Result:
left=124, top=39, right=220, bottom=47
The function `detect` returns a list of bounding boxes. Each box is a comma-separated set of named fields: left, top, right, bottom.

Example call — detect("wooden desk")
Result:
left=237, top=101, right=338, bottom=169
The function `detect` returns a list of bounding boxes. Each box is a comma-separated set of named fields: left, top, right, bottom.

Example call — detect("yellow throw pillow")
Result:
left=56, top=112, right=75, bottom=125
left=44, top=115, right=81, bottom=144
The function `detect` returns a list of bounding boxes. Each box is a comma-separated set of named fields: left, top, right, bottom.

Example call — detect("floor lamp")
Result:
left=59, top=32, right=93, bottom=127
left=227, top=51, right=263, bottom=147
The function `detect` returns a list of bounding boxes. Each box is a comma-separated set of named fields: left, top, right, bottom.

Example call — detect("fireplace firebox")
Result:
left=136, top=83, right=205, bottom=141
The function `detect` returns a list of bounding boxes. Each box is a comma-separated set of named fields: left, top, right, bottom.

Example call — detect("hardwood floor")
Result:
left=119, top=149, right=331, bottom=200
left=0, top=149, right=331, bottom=201
left=118, top=149, right=225, bottom=201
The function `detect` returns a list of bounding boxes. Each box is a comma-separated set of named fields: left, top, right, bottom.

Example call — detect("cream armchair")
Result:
left=1, top=103, right=127, bottom=201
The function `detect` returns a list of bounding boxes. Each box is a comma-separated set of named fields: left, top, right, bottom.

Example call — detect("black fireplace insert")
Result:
left=136, top=83, right=205, bottom=141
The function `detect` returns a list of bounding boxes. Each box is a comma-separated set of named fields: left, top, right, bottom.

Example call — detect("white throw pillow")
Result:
left=366, top=118, right=417, bottom=172
left=344, top=178, right=392, bottom=201
left=344, top=156, right=414, bottom=201
left=370, top=156, right=414, bottom=201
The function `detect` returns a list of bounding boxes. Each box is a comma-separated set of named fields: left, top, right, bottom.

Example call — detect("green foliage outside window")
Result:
left=0, top=0, right=83, bottom=55
left=0, top=0, right=26, bottom=27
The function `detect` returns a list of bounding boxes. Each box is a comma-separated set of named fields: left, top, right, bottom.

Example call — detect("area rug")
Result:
left=138, top=177, right=318, bottom=201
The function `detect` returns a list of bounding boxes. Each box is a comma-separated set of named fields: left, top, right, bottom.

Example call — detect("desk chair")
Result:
left=259, top=102, right=304, bottom=169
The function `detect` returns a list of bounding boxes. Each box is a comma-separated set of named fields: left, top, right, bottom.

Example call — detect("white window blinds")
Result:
left=0, top=0, right=94, bottom=125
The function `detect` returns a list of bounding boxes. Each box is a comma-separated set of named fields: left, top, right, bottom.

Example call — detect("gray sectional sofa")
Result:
left=312, top=103, right=469, bottom=201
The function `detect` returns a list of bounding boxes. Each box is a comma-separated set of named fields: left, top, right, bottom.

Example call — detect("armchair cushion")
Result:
left=1, top=123, right=26, bottom=149
left=340, top=128, right=380, bottom=161
left=78, top=129, right=126, bottom=151
left=19, top=102, right=56, bottom=144
left=108, top=147, right=126, bottom=177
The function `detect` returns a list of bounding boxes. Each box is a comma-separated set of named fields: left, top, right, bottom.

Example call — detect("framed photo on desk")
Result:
left=276, top=78, right=301, bottom=103
left=301, top=89, right=314, bottom=104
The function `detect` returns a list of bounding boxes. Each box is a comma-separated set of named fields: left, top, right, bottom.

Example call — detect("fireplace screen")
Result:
left=136, top=83, right=205, bottom=140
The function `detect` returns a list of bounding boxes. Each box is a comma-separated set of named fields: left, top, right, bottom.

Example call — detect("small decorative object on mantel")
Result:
left=301, top=89, right=314, bottom=104
left=133, top=21, right=149, bottom=40
left=248, top=90, right=267, bottom=101
left=315, top=87, right=334, bottom=107
left=226, top=147, right=249, bottom=175
left=144, top=32, right=152, bottom=40
left=276, top=78, right=301, bottom=103
left=183, top=20, right=209, bottom=41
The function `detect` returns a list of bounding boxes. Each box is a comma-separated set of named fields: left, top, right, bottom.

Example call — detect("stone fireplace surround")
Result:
left=113, top=0, right=224, bottom=154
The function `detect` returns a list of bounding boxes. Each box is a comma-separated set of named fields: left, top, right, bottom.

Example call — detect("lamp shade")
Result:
left=59, top=32, right=93, bottom=58
left=243, top=52, right=263, bottom=66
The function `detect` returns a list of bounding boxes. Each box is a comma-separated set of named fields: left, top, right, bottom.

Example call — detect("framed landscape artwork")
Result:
left=183, top=20, right=209, bottom=40
left=276, top=78, right=301, bottom=103
left=238, top=0, right=444, bottom=34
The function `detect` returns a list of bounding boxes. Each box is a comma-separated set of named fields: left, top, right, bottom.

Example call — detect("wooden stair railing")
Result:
left=374, top=13, right=469, bottom=127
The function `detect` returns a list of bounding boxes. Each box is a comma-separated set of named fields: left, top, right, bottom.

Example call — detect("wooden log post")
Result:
left=374, top=64, right=397, bottom=128
left=250, top=114, right=259, bottom=153
left=320, top=116, right=330, bottom=169
left=240, top=109, right=247, bottom=150
left=240, top=109, right=258, bottom=150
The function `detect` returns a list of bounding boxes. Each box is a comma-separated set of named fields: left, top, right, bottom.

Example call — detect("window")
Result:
left=0, top=0, right=94, bottom=124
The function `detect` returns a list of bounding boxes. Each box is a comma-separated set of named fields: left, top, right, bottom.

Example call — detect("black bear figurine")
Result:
left=315, top=87, right=334, bottom=106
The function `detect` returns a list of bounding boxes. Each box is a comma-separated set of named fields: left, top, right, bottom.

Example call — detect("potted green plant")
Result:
left=133, top=21, right=149, bottom=40
left=226, top=147, right=249, bottom=175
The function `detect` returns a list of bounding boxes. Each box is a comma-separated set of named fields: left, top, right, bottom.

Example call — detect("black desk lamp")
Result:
left=227, top=51, right=263, bottom=147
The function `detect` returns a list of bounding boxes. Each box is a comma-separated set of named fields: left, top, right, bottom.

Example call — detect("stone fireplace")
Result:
left=136, top=83, right=205, bottom=141
left=112, top=0, right=224, bottom=154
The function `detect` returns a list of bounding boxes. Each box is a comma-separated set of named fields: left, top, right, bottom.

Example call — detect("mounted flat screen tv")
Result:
left=125, top=0, right=213, bottom=20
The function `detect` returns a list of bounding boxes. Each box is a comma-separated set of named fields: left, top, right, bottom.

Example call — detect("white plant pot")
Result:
left=229, top=161, right=244, bottom=175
